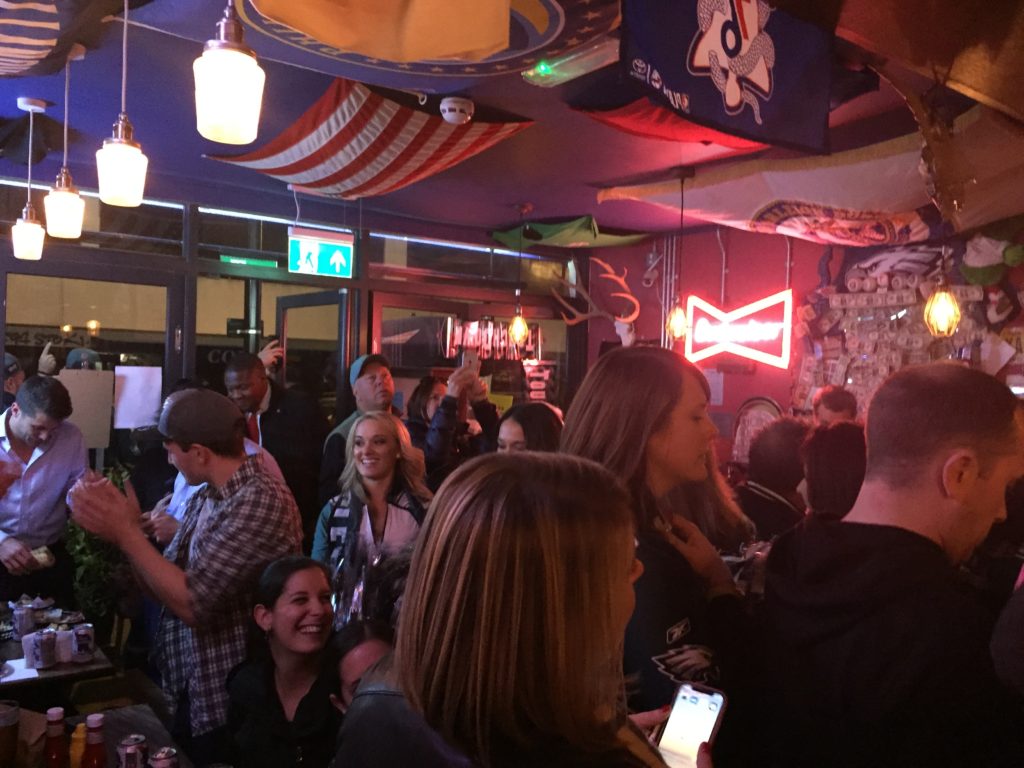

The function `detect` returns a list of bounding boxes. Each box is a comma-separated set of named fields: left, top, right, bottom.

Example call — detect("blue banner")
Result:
left=621, top=0, right=832, bottom=153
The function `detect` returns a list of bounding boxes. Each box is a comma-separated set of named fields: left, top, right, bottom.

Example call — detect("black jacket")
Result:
left=227, top=658, right=342, bottom=768
left=259, top=381, right=328, bottom=549
left=754, top=516, right=1024, bottom=767
left=405, top=395, right=498, bottom=491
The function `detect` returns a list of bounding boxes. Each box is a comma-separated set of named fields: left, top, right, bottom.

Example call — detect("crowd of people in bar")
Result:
left=2, top=344, right=1024, bottom=767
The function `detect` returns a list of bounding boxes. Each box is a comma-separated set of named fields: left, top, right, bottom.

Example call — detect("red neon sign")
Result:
left=684, top=289, right=793, bottom=369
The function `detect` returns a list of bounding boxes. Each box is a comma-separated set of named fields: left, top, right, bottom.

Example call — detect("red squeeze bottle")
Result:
left=44, top=707, right=69, bottom=768
left=81, top=713, right=106, bottom=768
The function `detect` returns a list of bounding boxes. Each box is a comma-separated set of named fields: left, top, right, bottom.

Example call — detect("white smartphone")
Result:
left=655, top=683, right=727, bottom=768
left=461, top=349, right=480, bottom=371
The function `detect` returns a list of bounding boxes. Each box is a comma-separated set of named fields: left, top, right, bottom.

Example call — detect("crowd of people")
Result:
left=1, top=343, right=1024, bottom=767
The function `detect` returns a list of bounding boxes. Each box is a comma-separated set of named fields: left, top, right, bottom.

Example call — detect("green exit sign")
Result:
left=288, top=226, right=355, bottom=279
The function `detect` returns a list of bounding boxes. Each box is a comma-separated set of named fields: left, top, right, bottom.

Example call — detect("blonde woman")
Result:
left=311, top=412, right=431, bottom=625
left=335, top=453, right=685, bottom=767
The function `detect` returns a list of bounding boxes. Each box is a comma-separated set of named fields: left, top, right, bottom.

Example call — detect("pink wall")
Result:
left=586, top=228, right=835, bottom=421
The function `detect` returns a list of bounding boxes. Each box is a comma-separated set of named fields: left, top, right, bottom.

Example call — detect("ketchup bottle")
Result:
left=81, top=713, right=106, bottom=768
left=44, top=707, right=69, bottom=768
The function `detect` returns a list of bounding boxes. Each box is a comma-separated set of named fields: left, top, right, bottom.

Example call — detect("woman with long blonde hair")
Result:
left=334, top=453, right=672, bottom=767
left=311, top=412, right=431, bottom=625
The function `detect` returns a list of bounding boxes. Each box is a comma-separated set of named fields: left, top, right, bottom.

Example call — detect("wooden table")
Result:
left=69, top=704, right=194, bottom=768
left=0, top=638, right=113, bottom=689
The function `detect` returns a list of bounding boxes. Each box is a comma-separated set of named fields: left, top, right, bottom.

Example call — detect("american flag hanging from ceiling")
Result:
left=210, top=78, right=532, bottom=200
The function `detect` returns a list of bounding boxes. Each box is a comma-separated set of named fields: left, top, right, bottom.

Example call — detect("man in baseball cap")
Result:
left=71, top=387, right=302, bottom=763
left=2, top=353, right=24, bottom=409
left=318, top=353, right=397, bottom=505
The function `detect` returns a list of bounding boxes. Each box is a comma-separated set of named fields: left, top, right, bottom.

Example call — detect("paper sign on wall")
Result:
left=57, top=369, right=114, bottom=449
left=113, top=366, right=163, bottom=429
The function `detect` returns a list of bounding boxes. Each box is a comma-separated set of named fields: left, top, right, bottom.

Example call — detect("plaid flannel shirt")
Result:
left=155, top=456, right=302, bottom=736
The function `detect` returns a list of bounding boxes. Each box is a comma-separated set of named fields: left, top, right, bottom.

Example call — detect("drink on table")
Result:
left=81, top=713, right=106, bottom=768
left=0, top=700, right=19, bottom=767
left=45, top=706, right=69, bottom=768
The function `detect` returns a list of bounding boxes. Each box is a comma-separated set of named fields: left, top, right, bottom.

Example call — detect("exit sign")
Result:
left=288, top=226, right=355, bottom=279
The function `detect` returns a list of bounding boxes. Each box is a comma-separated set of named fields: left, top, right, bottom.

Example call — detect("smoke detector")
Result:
left=440, top=96, right=474, bottom=125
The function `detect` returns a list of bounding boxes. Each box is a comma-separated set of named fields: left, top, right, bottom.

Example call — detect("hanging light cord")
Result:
left=62, top=61, right=70, bottom=167
left=25, top=109, right=34, bottom=208
left=120, top=0, right=128, bottom=115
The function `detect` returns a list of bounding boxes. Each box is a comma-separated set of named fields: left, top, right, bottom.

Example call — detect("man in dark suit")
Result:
left=224, top=352, right=326, bottom=550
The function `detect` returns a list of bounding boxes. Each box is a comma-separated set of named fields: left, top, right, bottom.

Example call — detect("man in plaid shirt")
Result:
left=71, top=388, right=302, bottom=765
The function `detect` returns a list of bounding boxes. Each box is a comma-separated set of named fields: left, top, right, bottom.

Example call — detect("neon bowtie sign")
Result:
left=684, top=289, right=793, bottom=369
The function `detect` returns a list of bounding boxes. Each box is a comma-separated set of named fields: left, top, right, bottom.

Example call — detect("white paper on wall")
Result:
left=113, top=366, right=163, bottom=429
left=56, top=369, right=115, bottom=449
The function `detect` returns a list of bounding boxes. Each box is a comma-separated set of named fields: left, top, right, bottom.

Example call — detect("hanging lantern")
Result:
left=96, top=0, right=148, bottom=207
left=666, top=302, right=688, bottom=340
left=193, top=1, right=265, bottom=144
left=45, top=55, right=85, bottom=238
left=12, top=97, right=46, bottom=261
left=923, top=276, right=961, bottom=338
left=509, top=312, right=530, bottom=346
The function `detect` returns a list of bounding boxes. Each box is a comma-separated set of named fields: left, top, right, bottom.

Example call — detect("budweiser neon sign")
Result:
left=684, top=289, right=793, bottom=369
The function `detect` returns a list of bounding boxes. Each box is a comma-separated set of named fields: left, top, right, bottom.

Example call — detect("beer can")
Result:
left=149, top=746, right=178, bottom=767
left=11, top=605, right=34, bottom=641
left=122, top=744, right=143, bottom=768
left=32, top=629, right=57, bottom=669
left=72, top=623, right=95, bottom=663
left=118, top=734, right=148, bottom=768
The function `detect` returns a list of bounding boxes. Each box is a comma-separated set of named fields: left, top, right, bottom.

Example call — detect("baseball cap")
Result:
left=135, top=388, right=244, bottom=447
left=65, top=348, right=100, bottom=370
left=3, top=353, right=21, bottom=379
left=349, top=354, right=390, bottom=390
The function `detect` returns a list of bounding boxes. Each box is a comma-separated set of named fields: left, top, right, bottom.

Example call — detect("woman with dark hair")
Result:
left=227, top=556, right=341, bottom=768
left=561, top=347, right=746, bottom=715
left=335, top=453, right=682, bottom=767
left=801, top=421, right=866, bottom=520
left=404, top=369, right=499, bottom=489
left=496, top=402, right=563, bottom=453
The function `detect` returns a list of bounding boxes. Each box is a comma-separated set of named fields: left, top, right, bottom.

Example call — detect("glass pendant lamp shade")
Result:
left=45, top=169, right=85, bottom=238
left=666, top=303, right=688, bottom=340
left=923, top=283, right=961, bottom=338
left=194, top=2, right=265, bottom=145
left=509, top=313, right=530, bottom=345
left=12, top=210, right=45, bottom=261
left=194, top=47, right=265, bottom=144
left=96, top=115, right=148, bottom=207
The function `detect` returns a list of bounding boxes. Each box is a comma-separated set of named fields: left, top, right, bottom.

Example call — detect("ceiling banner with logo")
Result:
left=621, top=0, right=832, bottom=153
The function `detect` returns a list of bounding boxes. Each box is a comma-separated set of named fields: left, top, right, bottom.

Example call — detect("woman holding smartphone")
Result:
left=335, top=453, right=715, bottom=767
left=561, top=347, right=748, bottom=715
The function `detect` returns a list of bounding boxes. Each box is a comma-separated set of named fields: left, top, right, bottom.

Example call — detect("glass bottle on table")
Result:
left=81, top=713, right=106, bottom=768
left=44, top=706, right=69, bottom=768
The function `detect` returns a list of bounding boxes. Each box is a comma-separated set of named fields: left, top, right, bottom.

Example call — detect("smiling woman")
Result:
left=226, top=556, right=342, bottom=768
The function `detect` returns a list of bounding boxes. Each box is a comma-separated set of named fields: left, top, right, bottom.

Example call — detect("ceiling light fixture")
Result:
left=45, top=50, right=85, bottom=238
left=522, top=36, right=619, bottom=88
left=11, top=97, right=46, bottom=261
left=194, top=0, right=266, bottom=144
left=508, top=203, right=532, bottom=347
left=96, top=0, right=148, bottom=207
left=924, top=249, right=961, bottom=338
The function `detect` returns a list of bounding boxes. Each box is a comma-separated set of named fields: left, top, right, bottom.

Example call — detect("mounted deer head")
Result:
left=552, top=257, right=641, bottom=347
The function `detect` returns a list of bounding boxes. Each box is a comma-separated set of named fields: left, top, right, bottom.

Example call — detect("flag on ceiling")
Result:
left=250, top=0, right=511, bottom=63
left=598, top=106, right=1024, bottom=248
left=620, top=0, right=832, bottom=153
left=574, top=99, right=767, bottom=152
left=211, top=78, right=531, bottom=200
left=0, top=0, right=137, bottom=78
left=492, top=216, right=649, bottom=249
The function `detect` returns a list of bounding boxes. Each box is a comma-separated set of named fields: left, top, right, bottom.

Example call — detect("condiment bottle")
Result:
left=69, top=723, right=86, bottom=768
left=44, top=706, right=69, bottom=768
left=81, top=713, right=106, bottom=768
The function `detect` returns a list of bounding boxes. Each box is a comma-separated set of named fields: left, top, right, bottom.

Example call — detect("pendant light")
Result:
left=193, top=0, right=265, bottom=144
left=11, top=97, right=46, bottom=261
left=45, top=53, right=85, bottom=238
left=923, top=274, right=961, bottom=338
left=96, top=0, right=148, bottom=207
left=508, top=204, right=531, bottom=347
left=666, top=300, right=687, bottom=340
